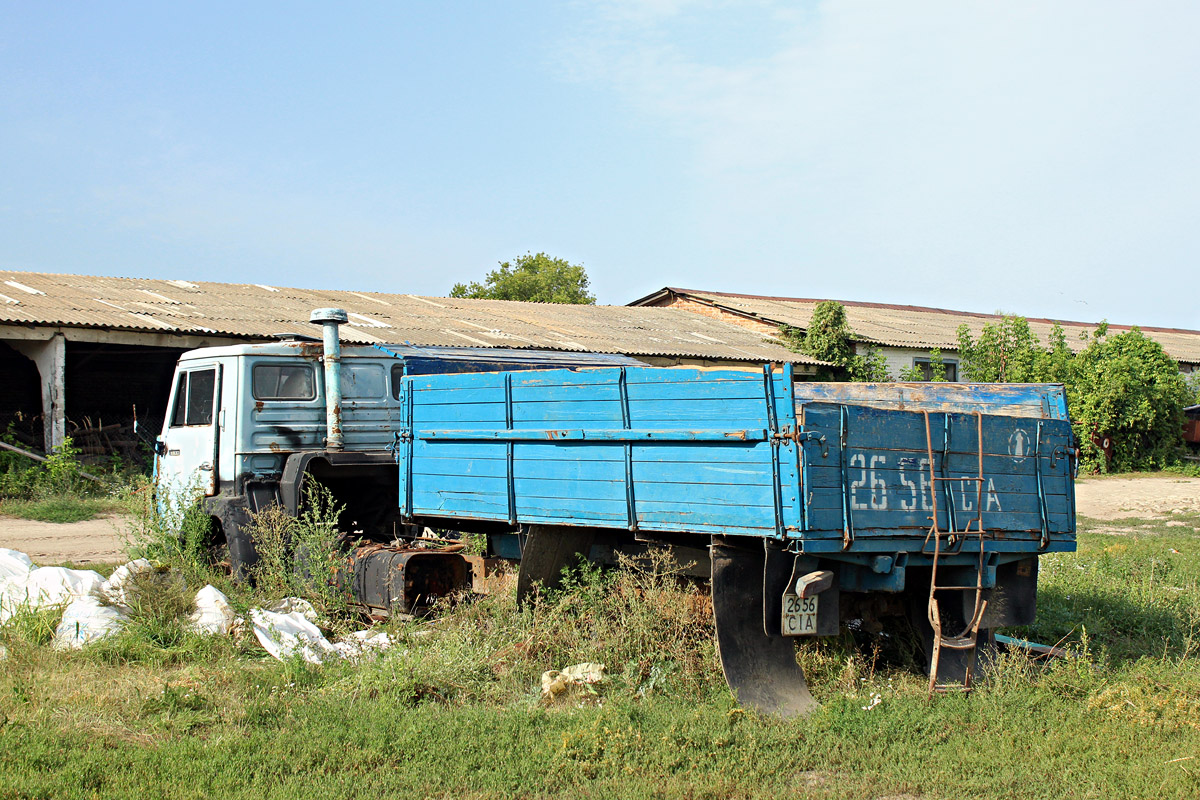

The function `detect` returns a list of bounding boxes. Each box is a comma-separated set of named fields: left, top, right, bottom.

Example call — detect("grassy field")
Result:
left=0, top=495, right=127, bottom=523
left=2, top=512, right=1199, bottom=799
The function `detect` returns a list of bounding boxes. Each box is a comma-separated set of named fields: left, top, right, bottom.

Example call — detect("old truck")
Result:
left=155, top=309, right=1077, bottom=715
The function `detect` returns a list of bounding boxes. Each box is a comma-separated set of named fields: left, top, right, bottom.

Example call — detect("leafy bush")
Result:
left=784, top=300, right=892, bottom=381
left=245, top=483, right=351, bottom=614
left=957, top=317, right=1191, bottom=472
left=956, top=316, right=1073, bottom=383
left=0, top=436, right=139, bottom=522
left=0, top=436, right=93, bottom=501
left=1069, top=327, right=1192, bottom=471
left=125, top=476, right=220, bottom=586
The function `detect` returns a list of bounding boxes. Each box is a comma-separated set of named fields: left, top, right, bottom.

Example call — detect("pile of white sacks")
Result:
left=0, top=548, right=391, bottom=663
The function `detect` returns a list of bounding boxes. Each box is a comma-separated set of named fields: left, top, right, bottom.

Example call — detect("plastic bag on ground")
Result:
left=187, top=585, right=237, bottom=635
left=249, top=607, right=339, bottom=664
left=0, top=549, right=35, bottom=580
left=53, top=596, right=127, bottom=649
left=0, top=566, right=105, bottom=624
left=250, top=600, right=393, bottom=664
left=541, top=662, right=606, bottom=700
left=331, top=629, right=394, bottom=661
left=268, top=597, right=319, bottom=625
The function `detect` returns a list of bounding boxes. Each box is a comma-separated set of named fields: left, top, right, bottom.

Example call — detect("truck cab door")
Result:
left=158, top=362, right=222, bottom=499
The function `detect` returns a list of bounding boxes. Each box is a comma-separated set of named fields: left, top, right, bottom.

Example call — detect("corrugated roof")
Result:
left=0, top=271, right=821, bottom=365
left=632, top=288, right=1200, bottom=365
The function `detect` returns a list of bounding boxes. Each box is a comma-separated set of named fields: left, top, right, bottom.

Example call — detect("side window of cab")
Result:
left=170, top=369, right=217, bottom=427
left=341, top=363, right=386, bottom=399
left=390, top=364, right=405, bottom=400
left=252, top=364, right=316, bottom=400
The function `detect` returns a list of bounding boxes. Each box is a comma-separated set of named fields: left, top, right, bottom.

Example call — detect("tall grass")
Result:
left=2, top=511, right=1198, bottom=798
left=245, top=483, right=353, bottom=615
left=0, top=435, right=140, bottom=522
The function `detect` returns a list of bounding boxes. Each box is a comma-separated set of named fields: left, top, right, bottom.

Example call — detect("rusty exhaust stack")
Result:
left=310, top=307, right=348, bottom=451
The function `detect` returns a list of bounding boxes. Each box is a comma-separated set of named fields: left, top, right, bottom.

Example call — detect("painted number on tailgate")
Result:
left=848, top=454, right=1003, bottom=513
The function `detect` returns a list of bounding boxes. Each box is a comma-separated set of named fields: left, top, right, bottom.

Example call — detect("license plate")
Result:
left=782, top=593, right=819, bottom=636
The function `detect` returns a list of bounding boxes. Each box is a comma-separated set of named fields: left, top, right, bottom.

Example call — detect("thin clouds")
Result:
left=561, top=1, right=1200, bottom=325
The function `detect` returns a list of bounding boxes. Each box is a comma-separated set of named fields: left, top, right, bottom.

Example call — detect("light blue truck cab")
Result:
left=156, top=337, right=640, bottom=576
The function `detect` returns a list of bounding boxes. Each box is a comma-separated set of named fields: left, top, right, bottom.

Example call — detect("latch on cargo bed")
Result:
left=771, top=427, right=829, bottom=457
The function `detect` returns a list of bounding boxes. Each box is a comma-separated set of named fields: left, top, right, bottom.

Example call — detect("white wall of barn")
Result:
left=859, top=345, right=963, bottom=382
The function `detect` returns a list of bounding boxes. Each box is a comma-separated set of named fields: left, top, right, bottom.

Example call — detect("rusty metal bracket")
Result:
left=772, top=428, right=829, bottom=458
left=1050, top=444, right=1070, bottom=469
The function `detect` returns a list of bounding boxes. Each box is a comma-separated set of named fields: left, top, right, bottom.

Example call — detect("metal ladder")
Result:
left=922, top=411, right=989, bottom=697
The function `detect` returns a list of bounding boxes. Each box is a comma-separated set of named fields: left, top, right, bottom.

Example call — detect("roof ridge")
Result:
left=664, top=287, right=1200, bottom=337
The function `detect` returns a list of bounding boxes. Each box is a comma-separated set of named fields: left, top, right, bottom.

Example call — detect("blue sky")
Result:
left=2, top=1, right=1197, bottom=329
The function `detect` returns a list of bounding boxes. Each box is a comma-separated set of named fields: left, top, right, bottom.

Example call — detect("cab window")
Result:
left=170, top=369, right=216, bottom=427
left=390, top=364, right=405, bottom=400
left=342, top=364, right=385, bottom=399
left=253, top=364, right=315, bottom=400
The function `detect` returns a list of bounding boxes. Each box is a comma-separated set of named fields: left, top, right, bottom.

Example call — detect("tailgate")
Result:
left=796, top=402, right=1076, bottom=553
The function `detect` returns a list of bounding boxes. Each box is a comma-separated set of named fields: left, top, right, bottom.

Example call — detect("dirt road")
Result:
left=0, top=515, right=132, bottom=565
left=1073, top=475, right=1200, bottom=520
left=1, top=475, right=1197, bottom=565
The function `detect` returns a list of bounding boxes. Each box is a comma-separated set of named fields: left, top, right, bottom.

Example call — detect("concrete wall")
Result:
left=870, top=346, right=962, bottom=382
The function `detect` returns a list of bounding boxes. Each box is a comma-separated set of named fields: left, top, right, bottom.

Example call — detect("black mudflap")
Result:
left=515, top=525, right=596, bottom=608
left=712, top=539, right=818, bottom=717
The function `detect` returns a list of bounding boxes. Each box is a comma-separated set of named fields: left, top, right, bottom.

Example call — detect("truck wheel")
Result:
left=226, top=522, right=261, bottom=583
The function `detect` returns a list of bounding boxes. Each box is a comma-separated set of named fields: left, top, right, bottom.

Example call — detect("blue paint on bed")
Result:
left=397, top=365, right=1076, bottom=556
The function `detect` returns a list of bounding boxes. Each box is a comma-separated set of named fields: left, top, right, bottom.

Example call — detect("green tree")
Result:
left=956, top=316, right=1072, bottom=383
left=958, top=315, right=1190, bottom=472
left=782, top=300, right=891, bottom=381
left=450, top=252, right=596, bottom=304
left=1068, top=327, right=1191, bottom=472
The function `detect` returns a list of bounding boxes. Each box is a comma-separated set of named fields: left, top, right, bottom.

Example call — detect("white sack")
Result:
left=101, top=559, right=184, bottom=608
left=0, top=566, right=105, bottom=624
left=53, top=596, right=127, bottom=649
left=249, top=607, right=339, bottom=664
left=99, top=559, right=153, bottom=606
left=0, top=549, right=34, bottom=580
left=187, top=585, right=237, bottom=635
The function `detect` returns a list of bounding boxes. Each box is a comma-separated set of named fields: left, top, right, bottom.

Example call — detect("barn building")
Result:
left=630, top=288, right=1200, bottom=382
left=0, top=271, right=819, bottom=457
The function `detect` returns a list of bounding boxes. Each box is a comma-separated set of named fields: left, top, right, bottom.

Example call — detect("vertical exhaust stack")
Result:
left=310, top=308, right=348, bottom=451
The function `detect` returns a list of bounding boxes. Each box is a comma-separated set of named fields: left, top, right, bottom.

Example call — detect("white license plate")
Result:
left=782, top=593, right=819, bottom=636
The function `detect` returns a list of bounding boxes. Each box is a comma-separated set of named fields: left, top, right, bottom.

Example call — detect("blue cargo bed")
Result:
left=396, top=365, right=1076, bottom=557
